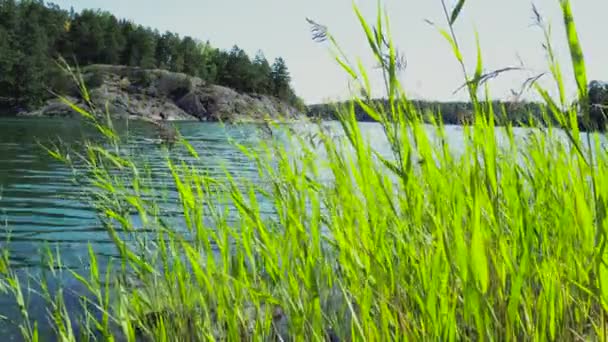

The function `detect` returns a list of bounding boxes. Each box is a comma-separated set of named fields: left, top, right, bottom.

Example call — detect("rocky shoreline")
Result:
left=17, top=65, right=304, bottom=123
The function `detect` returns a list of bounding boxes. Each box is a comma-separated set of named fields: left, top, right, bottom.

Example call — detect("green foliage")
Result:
left=0, top=0, right=301, bottom=110
left=13, top=1, right=50, bottom=108
left=0, top=26, right=18, bottom=106
left=270, top=57, right=292, bottom=100
left=251, top=51, right=273, bottom=94
left=100, top=14, right=126, bottom=65
left=219, top=45, right=256, bottom=93
left=179, top=36, right=202, bottom=76
left=197, top=41, right=218, bottom=82
left=122, top=24, right=157, bottom=69
left=155, top=31, right=181, bottom=71
left=69, top=10, right=105, bottom=65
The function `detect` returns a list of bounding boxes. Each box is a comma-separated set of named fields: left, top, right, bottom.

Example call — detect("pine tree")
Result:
left=39, top=2, right=69, bottom=58
left=180, top=36, right=202, bottom=76
left=121, top=24, right=156, bottom=68
left=210, top=50, right=229, bottom=85
left=221, top=45, right=256, bottom=92
left=197, top=41, right=217, bottom=82
left=0, top=26, right=16, bottom=104
left=271, top=57, right=291, bottom=100
left=0, top=0, right=20, bottom=104
left=100, top=14, right=125, bottom=64
left=119, top=20, right=136, bottom=66
left=155, top=31, right=181, bottom=71
left=69, top=10, right=105, bottom=64
left=252, top=51, right=273, bottom=94
left=14, top=1, right=50, bottom=107
left=137, top=27, right=157, bottom=69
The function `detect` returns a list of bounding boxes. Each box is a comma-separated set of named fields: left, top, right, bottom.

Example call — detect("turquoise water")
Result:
left=0, top=118, right=269, bottom=267
left=0, top=117, right=291, bottom=339
left=0, top=117, right=606, bottom=339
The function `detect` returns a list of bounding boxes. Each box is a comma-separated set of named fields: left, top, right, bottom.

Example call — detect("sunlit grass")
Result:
left=1, top=0, right=608, bottom=340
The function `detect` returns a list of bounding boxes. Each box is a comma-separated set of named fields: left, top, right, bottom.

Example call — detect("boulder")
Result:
left=175, top=91, right=208, bottom=120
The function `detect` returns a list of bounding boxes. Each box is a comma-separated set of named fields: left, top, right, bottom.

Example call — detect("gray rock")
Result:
left=175, top=91, right=208, bottom=120
left=18, top=64, right=304, bottom=123
left=18, top=97, right=80, bottom=117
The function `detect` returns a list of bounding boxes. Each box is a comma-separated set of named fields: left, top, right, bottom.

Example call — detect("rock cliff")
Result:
left=19, top=65, right=303, bottom=122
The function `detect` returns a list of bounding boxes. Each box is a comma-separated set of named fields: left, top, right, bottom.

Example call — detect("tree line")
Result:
left=308, top=82, right=608, bottom=132
left=307, top=99, right=545, bottom=125
left=0, top=0, right=304, bottom=111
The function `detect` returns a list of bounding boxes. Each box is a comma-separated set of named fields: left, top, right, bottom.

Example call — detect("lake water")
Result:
left=0, top=117, right=300, bottom=339
left=0, top=118, right=268, bottom=267
left=0, top=117, right=605, bottom=339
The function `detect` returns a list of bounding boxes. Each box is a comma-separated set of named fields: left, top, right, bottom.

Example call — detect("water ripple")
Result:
left=0, top=119, right=279, bottom=270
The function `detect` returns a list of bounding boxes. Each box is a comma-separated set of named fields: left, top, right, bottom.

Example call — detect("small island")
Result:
left=0, top=0, right=305, bottom=122
left=18, top=64, right=304, bottom=123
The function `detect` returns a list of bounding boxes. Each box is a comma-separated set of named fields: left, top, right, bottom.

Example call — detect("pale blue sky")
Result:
left=51, top=0, right=608, bottom=104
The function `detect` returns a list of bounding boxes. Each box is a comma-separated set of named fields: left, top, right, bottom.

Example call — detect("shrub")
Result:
left=156, top=72, right=193, bottom=99
left=83, top=71, right=106, bottom=91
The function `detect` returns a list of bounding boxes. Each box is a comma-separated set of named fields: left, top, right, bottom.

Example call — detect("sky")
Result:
left=50, top=0, right=608, bottom=105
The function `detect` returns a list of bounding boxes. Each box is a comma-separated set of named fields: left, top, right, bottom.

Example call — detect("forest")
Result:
left=0, top=0, right=304, bottom=111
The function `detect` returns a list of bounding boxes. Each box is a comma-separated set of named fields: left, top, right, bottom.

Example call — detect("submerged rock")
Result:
left=18, top=64, right=303, bottom=123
